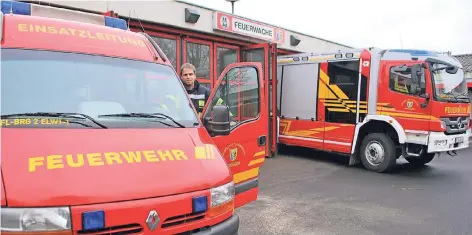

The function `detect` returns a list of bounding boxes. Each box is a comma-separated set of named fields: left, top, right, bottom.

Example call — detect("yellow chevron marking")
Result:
left=254, top=151, right=266, bottom=157
left=248, top=158, right=265, bottom=166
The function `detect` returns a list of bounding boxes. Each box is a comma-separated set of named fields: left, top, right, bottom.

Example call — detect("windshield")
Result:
left=1, top=49, right=199, bottom=128
left=430, top=63, right=468, bottom=102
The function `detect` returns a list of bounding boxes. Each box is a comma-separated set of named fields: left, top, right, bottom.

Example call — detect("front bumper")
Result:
left=427, top=129, right=471, bottom=153
left=191, top=214, right=239, bottom=235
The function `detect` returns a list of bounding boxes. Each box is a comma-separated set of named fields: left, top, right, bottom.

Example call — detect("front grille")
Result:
left=77, top=223, right=143, bottom=235
left=161, top=211, right=206, bottom=229
left=441, top=116, right=469, bottom=135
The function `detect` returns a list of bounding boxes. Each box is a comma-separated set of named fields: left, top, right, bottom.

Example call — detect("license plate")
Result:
left=455, top=137, right=464, bottom=144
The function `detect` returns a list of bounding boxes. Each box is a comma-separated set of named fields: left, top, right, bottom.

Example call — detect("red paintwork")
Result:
left=1, top=10, right=269, bottom=233
left=203, top=62, right=267, bottom=209
left=240, top=43, right=271, bottom=157
left=277, top=48, right=470, bottom=157
left=3, top=14, right=167, bottom=65
left=70, top=188, right=233, bottom=234
left=1, top=128, right=231, bottom=207
left=0, top=170, right=6, bottom=206
left=234, top=187, right=258, bottom=209
left=377, top=60, right=434, bottom=131
left=468, top=82, right=472, bottom=88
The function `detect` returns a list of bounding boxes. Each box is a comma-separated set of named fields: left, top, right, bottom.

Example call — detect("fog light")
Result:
left=82, top=210, right=105, bottom=231
left=192, top=196, right=208, bottom=214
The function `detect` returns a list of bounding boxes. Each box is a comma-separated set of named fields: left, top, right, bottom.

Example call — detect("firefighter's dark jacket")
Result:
left=186, top=80, right=210, bottom=115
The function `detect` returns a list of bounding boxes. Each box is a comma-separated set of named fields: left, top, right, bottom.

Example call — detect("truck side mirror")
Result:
left=204, top=105, right=230, bottom=136
left=410, top=64, right=423, bottom=85
left=446, top=66, right=458, bottom=74
left=410, top=64, right=424, bottom=95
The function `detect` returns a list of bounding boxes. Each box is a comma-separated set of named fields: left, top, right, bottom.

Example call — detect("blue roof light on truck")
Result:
left=0, top=0, right=128, bottom=30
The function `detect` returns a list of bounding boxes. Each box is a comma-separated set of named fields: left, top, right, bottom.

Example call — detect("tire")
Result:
left=359, top=133, right=397, bottom=173
left=405, top=152, right=436, bottom=166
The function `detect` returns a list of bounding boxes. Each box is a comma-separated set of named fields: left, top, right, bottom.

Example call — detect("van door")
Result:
left=240, top=43, right=277, bottom=157
left=201, top=62, right=268, bottom=209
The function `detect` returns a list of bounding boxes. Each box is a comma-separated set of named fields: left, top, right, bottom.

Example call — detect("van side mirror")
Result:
left=204, top=105, right=230, bottom=136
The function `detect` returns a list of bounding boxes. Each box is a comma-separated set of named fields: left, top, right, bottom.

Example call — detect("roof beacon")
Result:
left=0, top=0, right=128, bottom=30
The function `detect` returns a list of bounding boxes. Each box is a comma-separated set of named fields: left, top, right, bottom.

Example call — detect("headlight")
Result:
left=1, top=207, right=71, bottom=232
left=210, top=181, right=235, bottom=208
left=440, top=121, right=446, bottom=130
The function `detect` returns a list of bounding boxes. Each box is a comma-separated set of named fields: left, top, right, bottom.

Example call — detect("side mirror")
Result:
left=410, top=64, right=423, bottom=85
left=446, top=66, right=458, bottom=74
left=419, top=93, right=430, bottom=99
left=409, top=83, right=419, bottom=95
left=204, top=105, right=230, bottom=136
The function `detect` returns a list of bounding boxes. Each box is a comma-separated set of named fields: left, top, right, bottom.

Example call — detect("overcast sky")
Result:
left=181, top=0, right=472, bottom=55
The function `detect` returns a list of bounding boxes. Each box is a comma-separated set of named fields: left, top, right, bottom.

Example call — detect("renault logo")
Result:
left=146, top=210, right=160, bottom=231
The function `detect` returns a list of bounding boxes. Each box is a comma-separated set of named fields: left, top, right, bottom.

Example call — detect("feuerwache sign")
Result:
left=213, top=12, right=285, bottom=44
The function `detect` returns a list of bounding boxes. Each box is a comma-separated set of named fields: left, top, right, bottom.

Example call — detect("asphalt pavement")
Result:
left=236, top=145, right=472, bottom=235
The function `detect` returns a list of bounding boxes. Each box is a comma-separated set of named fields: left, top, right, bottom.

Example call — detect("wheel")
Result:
left=405, top=152, right=436, bottom=166
left=359, top=133, right=397, bottom=173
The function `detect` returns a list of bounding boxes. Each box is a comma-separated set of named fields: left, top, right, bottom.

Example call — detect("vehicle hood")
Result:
left=1, top=128, right=231, bottom=207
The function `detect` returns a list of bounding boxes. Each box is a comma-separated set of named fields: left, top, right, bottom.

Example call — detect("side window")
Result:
left=151, top=36, right=177, bottom=69
left=204, top=66, right=260, bottom=128
left=389, top=65, right=423, bottom=95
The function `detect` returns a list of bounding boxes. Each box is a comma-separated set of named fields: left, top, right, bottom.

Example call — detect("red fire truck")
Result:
left=0, top=0, right=270, bottom=234
left=275, top=48, right=471, bottom=173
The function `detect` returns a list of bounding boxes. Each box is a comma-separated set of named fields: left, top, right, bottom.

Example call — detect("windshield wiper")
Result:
left=441, top=92, right=459, bottom=103
left=98, top=113, right=186, bottom=128
left=1, top=112, right=107, bottom=129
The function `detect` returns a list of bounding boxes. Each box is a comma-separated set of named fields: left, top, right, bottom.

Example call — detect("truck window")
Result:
left=205, top=66, right=260, bottom=128
left=389, top=65, right=421, bottom=95
left=279, top=63, right=319, bottom=120
left=1, top=49, right=199, bottom=128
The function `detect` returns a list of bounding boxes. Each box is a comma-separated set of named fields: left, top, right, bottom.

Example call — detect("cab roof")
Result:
left=1, top=12, right=162, bottom=63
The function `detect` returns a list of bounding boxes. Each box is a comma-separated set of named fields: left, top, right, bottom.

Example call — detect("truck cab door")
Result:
left=201, top=62, right=268, bottom=209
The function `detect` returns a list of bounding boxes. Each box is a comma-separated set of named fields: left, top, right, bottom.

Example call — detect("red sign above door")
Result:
left=213, top=11, right=285, bottom=44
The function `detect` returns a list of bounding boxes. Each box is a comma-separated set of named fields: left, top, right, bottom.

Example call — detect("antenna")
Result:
left=133, top=9, right=146, bottom=33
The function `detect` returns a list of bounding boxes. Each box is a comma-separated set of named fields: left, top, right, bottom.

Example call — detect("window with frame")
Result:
left=389, top=65, right=423, bottom=95
left=151, top=36, right=177, bottom=69
left=204, top=66, right=260, bottom=128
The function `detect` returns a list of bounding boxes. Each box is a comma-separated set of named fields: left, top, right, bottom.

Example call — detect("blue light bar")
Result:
left=192, top=196, right=208, bottom=214
left=1, top=0, right=128, bottom=30
left=1, top=0, right=31, bottom=15
left=390, top=49, right=438, bottom=57
left=82, top=210, right=105, bottom=231
left=104, top=16, right=128, bottom=30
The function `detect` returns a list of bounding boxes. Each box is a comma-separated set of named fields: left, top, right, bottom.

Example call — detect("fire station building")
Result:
left=26, top=0, right=352, bottom=90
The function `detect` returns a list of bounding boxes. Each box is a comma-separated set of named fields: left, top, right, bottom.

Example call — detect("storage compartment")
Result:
left=279, top=63, right=319, bottom=120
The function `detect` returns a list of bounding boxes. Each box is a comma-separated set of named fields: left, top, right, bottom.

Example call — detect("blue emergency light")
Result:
left=390, top=49, right=439, bottom=57
left=82, top=210, right=106, bottom=231
left=192, top=195, right=208, bottom=214
left=0, top=0, right=128, bottom=30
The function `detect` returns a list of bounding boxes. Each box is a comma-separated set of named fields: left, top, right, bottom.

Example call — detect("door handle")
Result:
left=258, top=136, right=267, bottom=146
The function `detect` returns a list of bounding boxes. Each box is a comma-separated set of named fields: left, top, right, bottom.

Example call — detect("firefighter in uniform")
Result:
left=180, top=63, right=210, bottom=117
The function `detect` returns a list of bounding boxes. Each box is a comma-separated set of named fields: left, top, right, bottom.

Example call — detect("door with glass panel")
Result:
left=183, top=38, right=213, bottom=90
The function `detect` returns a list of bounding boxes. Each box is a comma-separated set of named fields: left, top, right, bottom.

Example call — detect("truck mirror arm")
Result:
left=420, top=93, right=430, bottom=108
